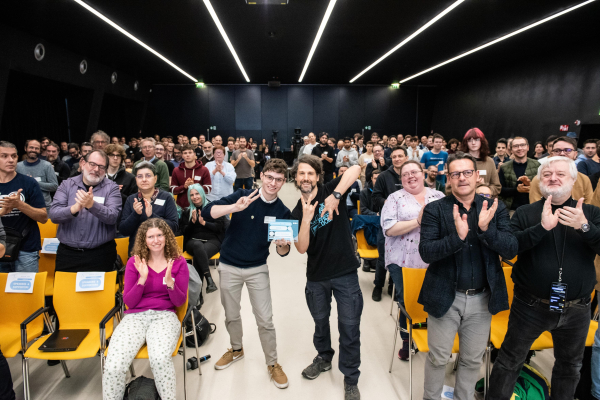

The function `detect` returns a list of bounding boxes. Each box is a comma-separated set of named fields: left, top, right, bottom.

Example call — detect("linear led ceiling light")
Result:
left=349, top=0, right=465, bottom=83
left=400, top=0, right=596, bottom=83
left=203, top=0, right=250, bottom=82
left=298, top=0, right=337, bottom=82
left=72, top=0, right=198, bottom=82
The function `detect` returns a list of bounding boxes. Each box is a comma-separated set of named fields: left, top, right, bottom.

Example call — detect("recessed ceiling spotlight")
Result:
left=298, top=0, right=337, bottom=82
left=349, top=0, right=464, bottom=83
left=400, top=0, right=596, bottom=83
left=203, top=0, right=250, bottom=82
left=72, top=0, right=198, bottom=82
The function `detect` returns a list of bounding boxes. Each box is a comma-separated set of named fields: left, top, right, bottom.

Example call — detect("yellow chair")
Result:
left=175, top=235, right=184, bottom=252
left=0, top=272, right=48, bottom=359
left=115, top=237, right=130, bottom=265
left=22, top=271, right=118, bottom=400
left=390, top=268, right=460, bottom=399
left=357, top=200, right=360, bottom=215
left=355, top=229, right=378, bottom=260
left=38, top=220, right=58, bottom=240
left=38, top=254, right=56, bottom=297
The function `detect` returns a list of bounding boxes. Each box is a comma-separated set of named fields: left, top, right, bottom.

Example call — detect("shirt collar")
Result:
left=259, top=188, right=277, bottom=204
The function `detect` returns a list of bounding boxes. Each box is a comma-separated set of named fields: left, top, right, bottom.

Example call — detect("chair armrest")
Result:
left=502, top=259, right=514, bottom=267
left=100, top=305, right=122, bottom=330
left=20, top=307, right=50, bottom=330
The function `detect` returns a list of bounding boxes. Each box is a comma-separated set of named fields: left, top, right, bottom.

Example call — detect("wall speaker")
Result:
left=34, top=43, right=45, bottom=61
left=79, top=60, right=88, bottom=74
left=111, top=72, right=117, bottom=84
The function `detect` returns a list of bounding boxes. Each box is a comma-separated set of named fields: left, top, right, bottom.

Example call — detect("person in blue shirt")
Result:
left=420, top=133, right=448, bottom=186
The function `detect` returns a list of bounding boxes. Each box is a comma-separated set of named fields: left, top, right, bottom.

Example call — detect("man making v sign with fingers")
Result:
left=201, top=158, right=291, bottom=389
left=291, top=155, right=363, bottom=400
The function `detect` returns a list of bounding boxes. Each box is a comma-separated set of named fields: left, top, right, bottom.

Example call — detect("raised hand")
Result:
left=184, top=178, right=194, bottom=189
left=321, top=193, right=340, bottom=220
left=75, top=187, right=94, bottom=209
left=541, top=195, right=560, bottom=231
left=134, top=255, right=149, bottom=284
left=478, top=198, right=498, bottom=232
left=371, top=159, right=377, bottom=168
left=164, top=259, right=175, bottom=288
left=144, top=198, right=152, bottom=218
left=133, top=198, right=143, bottom=215
left=559, top=197, right=587, bottom=229
left=197, top=212, right=205, bottom=225
left=302, top=195, right=319, bottom=224
left=453, top=204, right=469, bottom=240
left=191, top=209, right=197, bottom=223
left=233, top=189, right=260, bottom=212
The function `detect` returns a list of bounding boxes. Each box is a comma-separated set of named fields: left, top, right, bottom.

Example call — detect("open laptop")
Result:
left=39, top=329, right=89, bottom=352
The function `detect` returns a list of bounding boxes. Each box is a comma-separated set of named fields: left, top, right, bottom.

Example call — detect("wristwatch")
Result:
left=332, top=191, right=342, bottom=200
left=581, top=223, right=591, bottom=233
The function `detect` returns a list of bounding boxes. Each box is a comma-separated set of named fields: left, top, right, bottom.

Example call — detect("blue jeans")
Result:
left=387, top=263, right=408, bottom=340
left=488, top=288, right=591, bottom=400
left=234, top=177, right=253, bottom=192
left=0, top=251, right=39, bottom=272
left=305, top=271, right=363, bottom=385
left=592, top=318, right=600, bottom=397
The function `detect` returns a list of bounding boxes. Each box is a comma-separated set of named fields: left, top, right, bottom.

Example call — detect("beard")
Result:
left=539, top=181, right=572, bottom=200
left=83, top=170, right=103, bottom=185
left=295, top=179, right=316, bottom=194
left=27, top=151, right=40, bottom=159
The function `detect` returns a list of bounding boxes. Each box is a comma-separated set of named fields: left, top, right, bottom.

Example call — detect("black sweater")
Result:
left=106, top=167, right=138, bottom=207
left=180, top=207, right=227, bottom=247
left=372, top=167, right=402, bottom=213
left=511, top=198, right=600, bottom=301
left=359, top=184, right=378, bottom=216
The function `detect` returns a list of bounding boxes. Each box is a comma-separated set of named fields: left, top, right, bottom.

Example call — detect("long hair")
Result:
left=461, top=127, right=489, bottom=161
left=131, top=218, right=181, bottom=261
left=187, top=184, right=208, bottom=221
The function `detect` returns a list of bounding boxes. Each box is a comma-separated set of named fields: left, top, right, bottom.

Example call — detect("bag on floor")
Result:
left=475, top=364, right=549, bottom=399
left=123, top=376, right=160, bottom=400
left=185, top=307, right=216, bottom=347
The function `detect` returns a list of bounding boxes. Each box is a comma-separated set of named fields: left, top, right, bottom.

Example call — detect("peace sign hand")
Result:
left=234, top=189, right=260, bottom=212
left=134, top=255, right=149, bottom=284
left=559, top=197, right=587, bottom=229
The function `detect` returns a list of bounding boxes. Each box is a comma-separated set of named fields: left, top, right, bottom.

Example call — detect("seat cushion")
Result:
left=411, top=329, right=460, bottom=354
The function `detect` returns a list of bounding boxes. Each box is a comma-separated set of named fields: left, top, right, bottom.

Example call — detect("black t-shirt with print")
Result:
left=291, top=176, right=359, bottom=282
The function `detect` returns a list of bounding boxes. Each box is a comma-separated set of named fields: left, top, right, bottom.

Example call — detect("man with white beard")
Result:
left=488, top=156, right=600, bottom=399
left=49, top=150, right=122, bottom=273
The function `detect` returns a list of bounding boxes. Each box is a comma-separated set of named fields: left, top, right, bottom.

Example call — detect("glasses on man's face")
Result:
left=467, top=138, right=481, bottom=143
left=93, top=140, right=107, bottom=145
left=512, top=143, right=527, bottom=149
left=136, top=174, right=154, bottom=180
left=142, top=146, right=154, bottom=150
left=401, top=170, right=423, bottom=179
left=263, top=174, right=285, bottom=184
left=108, top=153, right=121, bottom=159
left=478, top=193, right=493, bottom=198
left=551, top=148, right=574, bottom=155
left=69, top=151, right=78, bottom=157
left=86, top=161, right=107, bottom=172
left=449, top=169, right=475, bottom=180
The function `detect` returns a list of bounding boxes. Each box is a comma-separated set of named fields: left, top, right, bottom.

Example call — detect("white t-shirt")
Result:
left=303, top=143, right=317, bottom=155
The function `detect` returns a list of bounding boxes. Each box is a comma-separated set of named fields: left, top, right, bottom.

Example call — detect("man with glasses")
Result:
left=365, top=144, right=390, bottom=184
left=419, top=152, right=517, bottom=400
left=154, top=143, right=175, bottom=176
left=49, top=150, right=122, bottom=272
left=91, top=130, right=110, bottom=151
left=498, top=137, right=540, bottom=214
left=133, top=138, right=170, bottom=192
left=171, top=145, right=183, bottom=168
left=202, top=159, right=292, bottom=389
left=17, top=140, right=58, bottom=209
left=529, top=136, right=594, bottom=204
left=104, top=144, right=137, bottom=207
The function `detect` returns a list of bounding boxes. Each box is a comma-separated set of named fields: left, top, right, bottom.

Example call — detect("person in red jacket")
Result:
left=171, top=144, right=211, bottom=208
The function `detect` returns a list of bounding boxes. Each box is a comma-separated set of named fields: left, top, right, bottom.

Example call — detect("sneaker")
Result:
left=372, top=286, right=382, bottom=302
left=268, top=363, right=289, bottom=389
left=214, top=348, right=244, bottom=370
left=344, top=382, right=360, bottom=400
left=398, top=339, right=409, bottom=361
left=302, top=356, right=332, bottom=380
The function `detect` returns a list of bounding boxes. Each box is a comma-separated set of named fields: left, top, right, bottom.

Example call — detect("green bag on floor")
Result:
left=476, top=364, right=550, bottom=399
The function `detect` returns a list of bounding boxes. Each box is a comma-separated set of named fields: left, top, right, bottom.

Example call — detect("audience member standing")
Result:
left=0, top=141, right=47, bottom=273
left=418, top=152, right=517, bottom=400
left=303, top=132, right=318, bottom=155
left=120, top=161, right=178, bottom=254
left=70, top=142, right=93, bottom=176
left=384, top=136, right=398, bottom=159
left=456, top=128, right=501, bottom=196
left=231, top=137, right=255, bottom=191
left=104, top=144, right=137, bottom=208
left=125, top=138, right=140, bottom=161
left=205, top=146, right=236, bottom=202
left=134, top=138, right=170, bottom=192
left=359, top=169, right=380, bottom=217
left=498, top=137, right=539, bottom=214
left=365, top=144, right=390, bottom=184
left=420, top=134, right=448, bottom=187
left=16, top=139, right=58, bottom=209
left=91, top=130, right=110, bottom=151
left=201, top=142, right=214, bottom=166
left=489, top=156, right=600, bottom=400
left=45, top=142, right=70, bottom=191
left=65, top=143, right=81, bottom=169
left=577, top=139, right=600, bottom=177
left=154, top=143, right=175, bottom=176
left=49, top=150, right=122, bottom=272
left=406, top=137, right=425, bottom=162
left=336, top=138, right=359, bottom=169
left=312, top=133, right=335, bottom=184
left=357, top=141, right=375, bottom=187
left=171, top=144, right=211, bottom=208
left=291, top=158, right=363, bottom=400
left=493, top=139, right=509, bottom=168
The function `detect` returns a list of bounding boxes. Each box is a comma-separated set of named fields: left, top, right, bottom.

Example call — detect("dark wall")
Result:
left=431, top=49, right=600, bottom=146
left=144, top=84, right=436, bottom=149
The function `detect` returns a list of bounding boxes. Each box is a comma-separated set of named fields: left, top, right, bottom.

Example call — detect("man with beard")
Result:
left=49, top=150, right=122, bottom=272
left=39, top=137, right=50, bottom=160
left=59, top=141, right=70, bottom=160
left=291, top=156, right=363, bottom=400
left=336, top=138, right=359, bottom=169
left=70, top=142, right=93, bottom=176
left=311, top=133, right=335, bottom=183
left=65, top=143, right=80, bottom=169
left=17, top=140, right=58, bottom=208
left=45, top=142, right=71, bottom=194
left=91, top=130, right=110, bottom=151
left=489, top=156, right=600, bottom=399
left=201, top=141, right=214, bottom=166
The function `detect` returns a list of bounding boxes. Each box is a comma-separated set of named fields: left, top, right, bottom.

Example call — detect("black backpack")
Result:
left=124, top=376, right=160, bottom=400
left=185, top=307, right=216, bottom=347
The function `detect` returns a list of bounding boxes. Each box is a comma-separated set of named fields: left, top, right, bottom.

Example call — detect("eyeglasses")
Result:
left=551, top=148, right=575, bottom=155
left=479, top=193, right=493, bottom=198
left=86, top=161, right=107, bottom=171
left=449, top=169, right=475, bottom=180
left=467, top=138, right=481, bottom=143
left=263, top=174, right=285, bottom=184
left=136, top=173, right=155, bottom=180
left=512, top=143, right=528, bottom=149
left=108, top=153, right=121, bottom=159
left=141, top=146, right=155, bottom=150
left=401, top=170, right=423, bottom=178
left=92, top=140, right=107, bottom=144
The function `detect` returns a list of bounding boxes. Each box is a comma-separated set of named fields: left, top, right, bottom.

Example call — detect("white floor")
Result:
left=8, top=182, right=557, bottom=400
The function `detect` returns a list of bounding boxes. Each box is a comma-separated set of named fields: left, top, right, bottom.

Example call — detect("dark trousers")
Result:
left=374, top=228, right=388, bottom=288
left=488, top=288, right=592, bottom=400
left=348, top=207, right=358, bottom=219
left=323, top=172, right=334, bottom=184
left=234, top=177, right=253, bottom=192
left=387, top=263, right=407, bottom=340
left=305, top=271, right=363, bottom=385
left=0, top=348, right=15, bottom=400
left=55, top=240, right=117, bottom=272
left=185, top=239, right=220, bottom=279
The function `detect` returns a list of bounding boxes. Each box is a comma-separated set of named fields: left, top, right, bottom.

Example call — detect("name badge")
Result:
left=93, top=196, right=105, bottom=204
left=163, top=277, right=175, bottom=285
left=324, top=152, right=328, bottom=155
left=35, top=177, right=42, bottom=182
left=351, top=189, right=356, bottom=193
left=264, top=216, right=276, bottom=224
left=478, top=170, right=487, bottom=176
left=55, top=172, right=59, bottom=176
left=154, top=199, right=166, bottom=206
left=194, top=176, right=201, bottom=181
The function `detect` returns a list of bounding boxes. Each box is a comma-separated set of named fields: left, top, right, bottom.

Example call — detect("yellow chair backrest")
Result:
left=38, top=254, right=56, bottom=295
left=503, top=266, right=514, bottom=309
left=356, top=229, right=377, bottom=251
left=357, top=200, right=361, bottom=215
left=38, top=221, right=58, bottom=240
left=115, top=237, right=130, bottom=265
left=0, top=272, right=47, bottom=342
left=53, top=271, right=117, bottom=332
left=175, top=236, right=184, bottom=252
left=402, top=268, right=428, bottom=324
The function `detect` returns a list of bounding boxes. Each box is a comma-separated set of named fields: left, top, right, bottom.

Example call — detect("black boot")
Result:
left=206, top=276, right=218, bottom=293
left=372, top=287, right=382, bottom=302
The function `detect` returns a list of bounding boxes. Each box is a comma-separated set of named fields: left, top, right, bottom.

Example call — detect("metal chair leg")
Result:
left=60, top=360, right=70, bottom=378
left=409, top=325, right=413, bottom=400
left=485, top=345, right=491, bottom=399
left=182, top=327, right=187, bottom=400
left=389, top=284, right=395, bottom=317
left=129, top=364, right=136, bottom=378
left=453, top=352, right=460, bottom=371
left=190, top=311, right=202, bottom=376
left=389, top=306, right=400, bottom=373
left=22, top=356, right=31, bottom=400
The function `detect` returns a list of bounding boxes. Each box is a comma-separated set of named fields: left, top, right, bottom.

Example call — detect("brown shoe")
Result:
left=268, top=363, right=289, bottom=389
left=214, top=348, right=244, bottom=370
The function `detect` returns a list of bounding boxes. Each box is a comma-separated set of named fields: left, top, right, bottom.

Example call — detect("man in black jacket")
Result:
left=366, top=144, right=390, bottom=184
left=371, top=146, right=406, bottom=301
left=46, top=142, right=70, bottom=195
left=489, top=156, right=600, bottom=400
left=312, top=133, right=335, bottom=183
left=419, top=152, right=517, bottom=400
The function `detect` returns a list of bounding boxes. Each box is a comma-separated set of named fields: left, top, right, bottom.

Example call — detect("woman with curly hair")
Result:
left=102, top=218, right=189, bottom=400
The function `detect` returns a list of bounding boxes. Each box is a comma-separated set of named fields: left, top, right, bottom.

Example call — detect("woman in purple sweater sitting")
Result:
left=103, top=218, right=189, bottom=400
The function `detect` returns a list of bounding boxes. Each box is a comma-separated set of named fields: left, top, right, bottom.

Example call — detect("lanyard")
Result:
left=552, top=199, right=572, bottom=282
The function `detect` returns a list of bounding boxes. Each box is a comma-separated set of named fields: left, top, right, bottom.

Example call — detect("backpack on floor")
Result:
left=185, top=307, right=216, bottom=347
left=476, top=364, right=549, bottom=400
left=123, top=376, right=160, bottom=400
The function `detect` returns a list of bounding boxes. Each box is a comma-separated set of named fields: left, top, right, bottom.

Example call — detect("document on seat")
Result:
left=41, top=238, right=60, bottom=254
left=75, top=271, right=106, bottom=292
left=267, top=219, right=299, bottom=242
left=5, top=272, right=36, bottom=293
